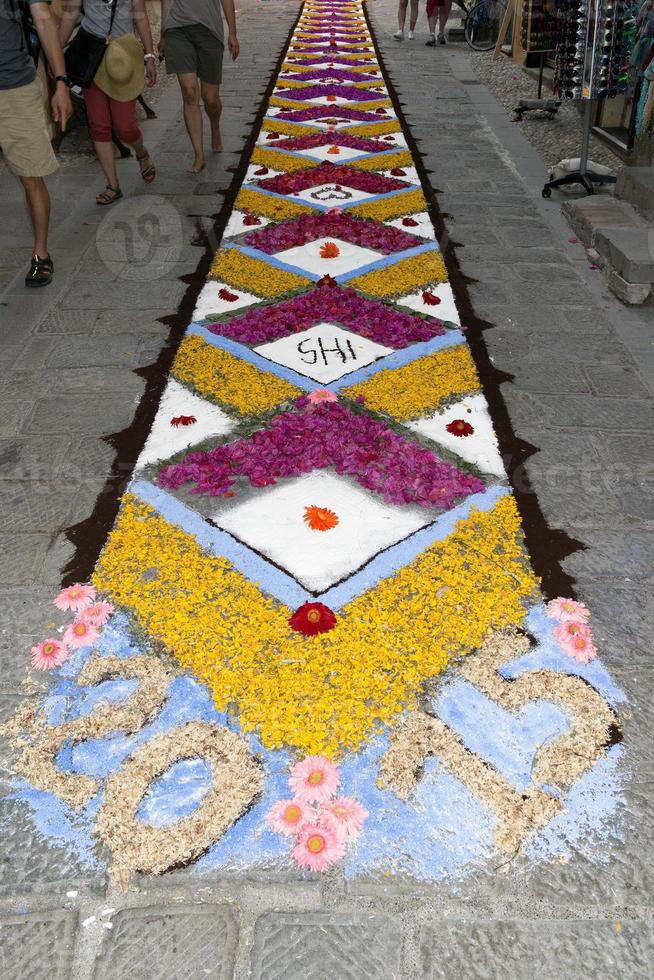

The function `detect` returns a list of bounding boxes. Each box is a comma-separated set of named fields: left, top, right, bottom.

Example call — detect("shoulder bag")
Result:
left=65, top=0, right=119, bottom=89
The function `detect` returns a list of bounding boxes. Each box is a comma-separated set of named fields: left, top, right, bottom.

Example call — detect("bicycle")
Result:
left=456, top=0, right=509, bottom=53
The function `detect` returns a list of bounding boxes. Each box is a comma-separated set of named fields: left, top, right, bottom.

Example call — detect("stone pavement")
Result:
left=1, top=0, right=653, bottom=976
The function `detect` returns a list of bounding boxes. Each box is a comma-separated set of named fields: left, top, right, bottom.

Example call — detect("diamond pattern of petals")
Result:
left=265, top=131, right=390, bottom=154
left=157, top=401, right=484, bottom=512
left=289, top=602, right=337, bottom=637
left=276, top=84, right=383, bottom=102
left=281, top=68, right=380, bottom=84
left=257, top=162, right=408, bottom=196
left=207, top=279, right=445, bottom=348
left=243, top=211, right=421, bottom=256
left=283, top=57, right=377, bottom=69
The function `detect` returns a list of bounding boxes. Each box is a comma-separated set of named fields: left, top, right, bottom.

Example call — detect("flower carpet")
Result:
left=2, top=0, right=626, bottom=890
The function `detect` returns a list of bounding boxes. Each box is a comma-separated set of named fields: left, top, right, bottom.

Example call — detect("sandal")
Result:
left=137, top=150, right=156, bottom=184
left=96, top=185, right=123, bottom=206
left=25, top=254, right=54, bottom=288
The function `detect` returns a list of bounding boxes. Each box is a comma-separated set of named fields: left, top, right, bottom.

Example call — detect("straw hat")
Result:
left=94, top=34, right=144, bottom=102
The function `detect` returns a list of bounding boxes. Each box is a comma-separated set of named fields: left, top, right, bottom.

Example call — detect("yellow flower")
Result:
left=209, top=248, right=309, bottom=297
left=350, top=188, right=428, bottom=221
left=344, top=345, right=480, bottom=421
left=234, top=188, right=313, bottom=222
left=172, top=335, right=300, bottom=415
left=350, top=250, right=447, bottom=298
left=94, top=495, right=538, bottom=758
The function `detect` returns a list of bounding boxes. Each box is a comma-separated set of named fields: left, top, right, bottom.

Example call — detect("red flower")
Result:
left=218, top=287, right=239, bottom=302
left=402, top=216, right=419, bottom=227
left=317, top=274, right=338, bottom=287
left=446, top=419, right=474, bottom=437
left=289, top=602, right=337, bottom=637
left=422, top=290, right=441, bottom=306
left=254, top=166, right=269, bottom=176
left=242, top=213, right=262, bottom=226
left=375, top=108, right=386, bottom=115
left=170, top=415, right=197, bottom=428
left=266, top=131, right=280, bottom=140
left=320, top=241, right=340, bottom=258
left=390, top=167, right=406, bottom=177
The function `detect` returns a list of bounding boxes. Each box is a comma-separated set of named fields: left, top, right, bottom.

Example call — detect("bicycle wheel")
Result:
left=464, top=0, right=507, bottom=52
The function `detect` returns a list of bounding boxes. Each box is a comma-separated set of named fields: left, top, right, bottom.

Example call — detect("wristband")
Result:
left=54, top=74, right=69, bottom=85
left=144, top=53, right=156, bottom=60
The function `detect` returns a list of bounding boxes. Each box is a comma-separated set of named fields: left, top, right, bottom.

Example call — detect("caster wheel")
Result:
left=542, top=186, right=552, bottom=198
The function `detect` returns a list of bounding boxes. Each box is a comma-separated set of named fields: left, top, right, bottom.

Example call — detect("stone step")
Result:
left=594, top=227, right=654, bottom=284
left=616, top=166, right=654, bottom=222
left=562, top=196, right=646, bottom=249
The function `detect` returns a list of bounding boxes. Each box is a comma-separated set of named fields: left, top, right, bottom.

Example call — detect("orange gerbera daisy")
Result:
left=327, top=145, right=340, bottom=154
left=319, top=241, right=340, bottom=259
left=303, top=505, right=339, bottom=531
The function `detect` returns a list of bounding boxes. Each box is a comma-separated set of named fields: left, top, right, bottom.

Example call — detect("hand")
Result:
left=228, top=32, right=239, bottom=61
left=146, top=58, right=157, bottom=87
left=157, top=36, right=165, bottom=60
left=51, top=83, right=72, bottom=132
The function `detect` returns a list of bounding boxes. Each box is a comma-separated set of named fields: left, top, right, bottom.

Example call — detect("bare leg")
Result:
left=201, top=80, right=223, bottom=152
left=20, top=176, right=50, bottom=256
left=439, top=0, right=453, bottom=34
left=397, top=0, right=408, bottom=31
left=409, top=0, right=419, bottom=30
left=94, top=140, right=119, bottom=189
left=178, top=73, right=205, bottom=172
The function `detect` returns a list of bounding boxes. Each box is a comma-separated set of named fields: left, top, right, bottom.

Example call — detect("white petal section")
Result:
left=396, top=284, right=460, bottom=325
left=407, top=393, right=505, bottom=478
left=223, top=210, right=271, bottom=238
left=193, top=281, right=260, bottom=322
left=380, top=166, right=420, bottom=185
left=212, top=470, right=433, bottom=592
left=274, top=237, right=381, bottom=276
left=294, top=144, right=367, bottom=162
left=385, top=212, right=435, bottom=240
left=136, top=380, right=235, bottom=468
left=243, top=164, right=283, bottom=183
left=254, top=322, right=393, bottom=383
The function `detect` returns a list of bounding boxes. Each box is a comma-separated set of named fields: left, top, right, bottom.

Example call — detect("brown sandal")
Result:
left=137, top=150, right=156, bottom=184
left=96, top=185, right=123, bottom=206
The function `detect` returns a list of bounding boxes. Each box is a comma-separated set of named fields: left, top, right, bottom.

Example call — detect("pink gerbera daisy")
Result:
left=556, top=628, right=598, bottom=664
left=546, top=597, right=590, bottom=624
left=307, top=390, right=338, bottom=405
left=321, top=796, right=368, bottom=839
left=554, top=620, right=590, bottom=643
left=289, top=755, right=340, bottom=803
left=267, top=798, right=312, bottom=836
left=292, top=822, right=346, bottom=872
left=53, top=583, right=96, bottom=613
left=78, top=601, right=114, bottom=627
left=30, top=638, right=69, bottom=671
left=62, top=620, right=100, bottom=650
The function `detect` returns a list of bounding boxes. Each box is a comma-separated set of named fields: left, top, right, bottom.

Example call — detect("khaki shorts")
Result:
left=0, top=78, right=58, bottom=178
left=165, top=24, right=224, bottom=86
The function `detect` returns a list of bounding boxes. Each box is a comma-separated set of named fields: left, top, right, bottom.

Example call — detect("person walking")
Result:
left=425, top=0, right=453, bottom=45
left=59, top=0, right=157, bottom=205
left=159, top=0, right=239, bottom=173
left=1, top=0, right=72, bottom=286
left=393, top=0, right=419, bottom=41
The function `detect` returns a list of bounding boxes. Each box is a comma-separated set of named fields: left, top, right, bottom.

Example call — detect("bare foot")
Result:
left=211, top=130, right=223, bottom=152
left=188, top=157, right=206, bottom=173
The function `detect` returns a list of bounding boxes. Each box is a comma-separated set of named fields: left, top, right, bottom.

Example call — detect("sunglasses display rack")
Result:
left=543, top=0, right=633, bottom=194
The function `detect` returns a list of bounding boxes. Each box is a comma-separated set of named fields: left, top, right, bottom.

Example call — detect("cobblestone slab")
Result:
left=420, top=919, right=654, bottom=979
left=0, top=909, right=76, bottom=979
left=249, top=912, right=402, bottom=980
left=93, top=905, right=238, bottom=980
